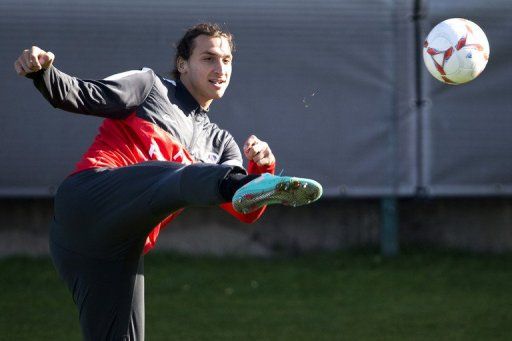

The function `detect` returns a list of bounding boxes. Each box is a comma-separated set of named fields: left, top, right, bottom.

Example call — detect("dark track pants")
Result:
left=49, top=161, right=236, bottom=340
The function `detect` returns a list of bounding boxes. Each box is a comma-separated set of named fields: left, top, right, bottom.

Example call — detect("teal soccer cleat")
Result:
left=232, top=173, right=323, bottom=214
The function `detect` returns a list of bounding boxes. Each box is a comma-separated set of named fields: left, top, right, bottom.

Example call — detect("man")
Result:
left=14, top=23, right=322, bottom=340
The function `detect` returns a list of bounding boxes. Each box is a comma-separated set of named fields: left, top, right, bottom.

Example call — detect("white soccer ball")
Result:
left=423, top=18, right=490, bottom=85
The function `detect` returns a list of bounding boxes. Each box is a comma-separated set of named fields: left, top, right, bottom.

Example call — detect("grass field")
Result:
left=1, top=250, right=511, bottom=340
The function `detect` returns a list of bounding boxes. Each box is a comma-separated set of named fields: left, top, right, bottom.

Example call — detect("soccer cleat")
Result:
left=232, top=173, right=323, bottom=214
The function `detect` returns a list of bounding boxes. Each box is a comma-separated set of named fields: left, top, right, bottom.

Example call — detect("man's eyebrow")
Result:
left=200, top=51, right=232, bottom=58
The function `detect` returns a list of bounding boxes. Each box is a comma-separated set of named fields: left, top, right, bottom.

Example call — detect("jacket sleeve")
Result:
left=219, top=136, right=276, bottom=223
left=27, top=66, right=154, bottom=119
left=218, top=135, right=244, bottom=168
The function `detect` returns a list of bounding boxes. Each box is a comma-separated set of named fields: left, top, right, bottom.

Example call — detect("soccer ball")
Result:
left=423, top=18, right=490, bottom=85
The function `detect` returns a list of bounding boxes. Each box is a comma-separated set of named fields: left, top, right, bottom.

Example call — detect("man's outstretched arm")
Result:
left=14, top=46, right=153, bottom=118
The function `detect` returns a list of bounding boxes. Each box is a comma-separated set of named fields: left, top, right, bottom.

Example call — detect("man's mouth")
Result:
left=209, top=79, right=226, bottom=86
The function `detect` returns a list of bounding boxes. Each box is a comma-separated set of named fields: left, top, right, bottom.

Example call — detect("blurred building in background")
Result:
left=1, top=0, right=511, bottom=256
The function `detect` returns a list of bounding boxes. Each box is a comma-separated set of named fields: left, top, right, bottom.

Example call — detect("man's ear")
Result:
left=177, top=57, right=187, bottom=74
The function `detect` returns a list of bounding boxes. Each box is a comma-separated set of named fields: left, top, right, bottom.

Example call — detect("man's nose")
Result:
left=213, top=59, right=226, bottom=74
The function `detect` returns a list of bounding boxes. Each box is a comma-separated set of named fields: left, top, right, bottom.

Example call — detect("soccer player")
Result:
left=14, top=23, right=322, bottom=340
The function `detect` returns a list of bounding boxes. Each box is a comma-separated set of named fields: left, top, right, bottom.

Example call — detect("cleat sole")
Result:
left=232, top=175, right=323, bottom=214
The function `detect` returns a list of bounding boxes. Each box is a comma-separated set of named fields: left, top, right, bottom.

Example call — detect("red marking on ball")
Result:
left=427, top=47, right=440, bottom=56
left=443, top=47, right=453, bottom=63
left=441, top=76, right=455, bottom=84
left=456, top=35, right=467, bottom=50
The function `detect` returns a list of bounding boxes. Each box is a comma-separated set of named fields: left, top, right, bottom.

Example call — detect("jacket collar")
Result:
left=175, top=80, right=209, bottom=116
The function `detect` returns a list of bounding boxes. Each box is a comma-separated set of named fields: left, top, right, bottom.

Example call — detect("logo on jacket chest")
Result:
left=206, top=152, right=219, bottom=163
left=189, top=149, right=219, bottom=164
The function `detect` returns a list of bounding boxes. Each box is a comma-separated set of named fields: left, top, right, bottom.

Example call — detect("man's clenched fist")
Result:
left=14, top=46, right=55, bottom=76
left=243, top=135, right=275, bottom=167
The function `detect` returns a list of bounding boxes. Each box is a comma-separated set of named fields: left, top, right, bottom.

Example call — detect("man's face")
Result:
left=179, top=35, right=233, bottom=109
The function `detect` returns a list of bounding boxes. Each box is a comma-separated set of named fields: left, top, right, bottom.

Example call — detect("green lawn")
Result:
left=1, top=250, right=511, bottom=340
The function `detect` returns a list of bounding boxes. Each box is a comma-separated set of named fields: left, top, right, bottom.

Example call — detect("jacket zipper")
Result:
left=187, top=112, right=202, bottom=156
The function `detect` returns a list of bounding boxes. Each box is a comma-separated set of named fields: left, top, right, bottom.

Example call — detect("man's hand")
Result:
left=14, top=46, right=55, bottom=76
left=243, top=135, right=275, bottom=167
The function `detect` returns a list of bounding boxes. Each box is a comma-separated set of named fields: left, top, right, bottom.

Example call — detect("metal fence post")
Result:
left=380, top=197, right=399, bottom=256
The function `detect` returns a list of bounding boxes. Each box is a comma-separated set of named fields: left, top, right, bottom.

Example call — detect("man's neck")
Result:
left=180, top=78, right=212, bottom=110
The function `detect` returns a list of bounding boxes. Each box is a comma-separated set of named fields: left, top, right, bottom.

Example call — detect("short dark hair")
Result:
left=172, top=23, right=235, bottom=80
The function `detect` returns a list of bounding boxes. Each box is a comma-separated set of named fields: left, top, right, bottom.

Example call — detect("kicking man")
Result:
left=15, top=23, right=322, bottom=340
